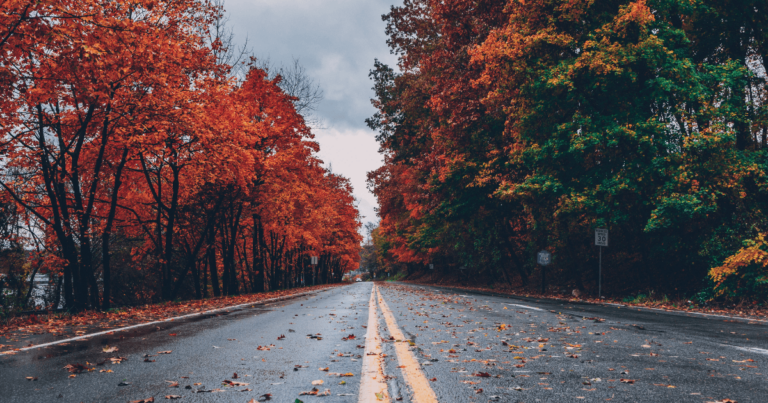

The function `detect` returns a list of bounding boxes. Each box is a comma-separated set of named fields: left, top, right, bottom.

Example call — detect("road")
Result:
left=1, top=282, right=767, bottom=402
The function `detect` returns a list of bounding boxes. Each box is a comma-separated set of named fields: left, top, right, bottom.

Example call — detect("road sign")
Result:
left=595, top=229, right=609, bottom=247
left=311, top=256, right=318, bottom=265
left=537, top=250, right=552, bottom=266
left=594, top=229, right=608, bottom=298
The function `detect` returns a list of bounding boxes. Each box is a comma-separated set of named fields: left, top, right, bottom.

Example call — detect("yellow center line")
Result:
left=358, top=284, right=390, bottom=403
left=376, top=286, right=438, bottom=403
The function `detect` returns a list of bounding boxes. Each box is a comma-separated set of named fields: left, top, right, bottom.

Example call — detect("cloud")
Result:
left=313, top=127, right=382, bottom=223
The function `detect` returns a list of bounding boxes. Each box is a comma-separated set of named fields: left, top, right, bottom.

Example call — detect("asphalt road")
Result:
left=1, top=282, right=766, bottom=402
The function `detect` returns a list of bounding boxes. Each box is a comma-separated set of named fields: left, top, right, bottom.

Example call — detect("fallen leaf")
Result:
left=103, top=346, right=118, bottom=353
left=165, top=381, right=179, bottom=387
left=164, top=396, right=181, bottom=400
left=157, top=351, right=172, bottom=354
left=300, top=387, right=319, bottom=396
left=130, top=398, right=155, bottom=403
left=620, top=379, right=636, bottom=384
left=312, top=379, right=324, bottom=385
left=221, top=379, right=249, bottom=387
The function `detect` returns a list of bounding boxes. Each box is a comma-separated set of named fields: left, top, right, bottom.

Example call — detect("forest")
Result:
left=0, top=0, right=362, bottom=313
left=366, top=0, right=768, bottom=302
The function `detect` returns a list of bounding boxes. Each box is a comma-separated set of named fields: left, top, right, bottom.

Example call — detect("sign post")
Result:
left=537, top=250, right=552, bottom=294
left=594, top=229, right=608, bottom=298
left=311, top=256, right=318, bottom=286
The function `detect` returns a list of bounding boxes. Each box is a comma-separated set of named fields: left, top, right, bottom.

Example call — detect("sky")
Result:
left=223, top=0, right=400, bottom=226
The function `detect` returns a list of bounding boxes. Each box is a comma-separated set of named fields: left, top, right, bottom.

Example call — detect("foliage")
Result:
left=709, top=234, right=768, bottom=300
left=367, top=0, right=768, bottom=300
left=0, top=0, right=361, bottom=312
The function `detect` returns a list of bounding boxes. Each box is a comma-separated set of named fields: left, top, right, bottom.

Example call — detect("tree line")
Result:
left=366, top=0, right=768, bottom=301
left=0, top=0, right=361, bottom=312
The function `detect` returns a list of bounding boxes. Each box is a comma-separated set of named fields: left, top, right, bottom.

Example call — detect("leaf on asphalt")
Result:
left=63, top=363, right=91, bottom=373
left=144, top=358, right=156, bottom=362
left=109, top=356, right=127, bottom=364
left=300, top=387, right=320, bottom=395
left=429, top=377, right=437, bottom=382
left=99, top=369, right=114, bottom=373
left=319, top=367, right=329, bottom=371
left=341, top=334, right=356, bottom=341
left=654, top=384, right=676, bottom=388
left=312, top=379, right=324, bottom=385
left=257, top=393, right=272, bottom=401
left=118, top=381, right=132, bottom=386
left=103, top=346, right=118, bottom=353
left=328, top=372, right=354, bottom=377
left=130, top=398, right=155, bottom=403
left=277, top=335, right=286, bottom=340
left=169, top=333, right=177, bottom=337
left=158, top=351, right=172, bottom=354
left=26, top=376, right=37, bottom=381
left=733, top=359, right=754, bottom=363
left=232, top=372, right=238, bottom=379
left=620, top=379, right=636, bottom=384
left=473, top=372, right=491, bottom=377
left=165, top=381, right=179, bottom=387
left=222, top=379, right=249, bottom=387
left=164, top=395, right=181, bottom=400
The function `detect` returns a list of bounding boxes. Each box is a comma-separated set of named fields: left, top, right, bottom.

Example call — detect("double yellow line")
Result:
left=358, top=284, right=438, bottom=403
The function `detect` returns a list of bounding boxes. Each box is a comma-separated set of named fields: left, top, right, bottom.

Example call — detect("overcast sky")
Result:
left=223, top=0, right=400, bottom=226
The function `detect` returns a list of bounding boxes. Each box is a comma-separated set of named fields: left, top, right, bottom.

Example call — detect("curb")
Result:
left=2, top=284, right=347, bottom=355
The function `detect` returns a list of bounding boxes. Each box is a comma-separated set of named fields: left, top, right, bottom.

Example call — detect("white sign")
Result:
left=537, top=250, right=552, bottom=266
left=311, top=256, right=319, bottom=265
left=595, top=229, right=609, bottom=247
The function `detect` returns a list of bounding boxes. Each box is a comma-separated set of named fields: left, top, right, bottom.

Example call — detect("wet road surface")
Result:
left=2, top=282, right=767, bottom=402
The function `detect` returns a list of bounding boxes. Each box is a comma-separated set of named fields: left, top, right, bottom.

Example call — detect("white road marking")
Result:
left=358, top=284, right=390, bottom=403
left=5, top=289, right=323, bottom=354
left=504, top=303, right=544, bottom=311
left=725, top=345, right=768, bottom=356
